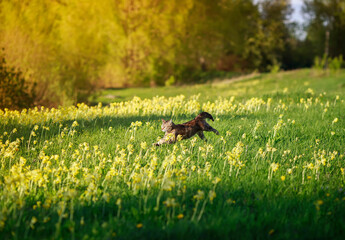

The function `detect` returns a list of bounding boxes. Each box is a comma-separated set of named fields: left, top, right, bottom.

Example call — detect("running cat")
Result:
left=154, top=112, right=219, bottom=146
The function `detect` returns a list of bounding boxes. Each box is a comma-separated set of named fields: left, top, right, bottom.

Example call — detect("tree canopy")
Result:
left=0, top=0, right=344, bottom=106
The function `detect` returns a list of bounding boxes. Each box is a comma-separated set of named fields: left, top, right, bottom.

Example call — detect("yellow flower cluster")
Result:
left=0, top=95, right=274, bottom=125
left=0, top=92, right=343, bottom=233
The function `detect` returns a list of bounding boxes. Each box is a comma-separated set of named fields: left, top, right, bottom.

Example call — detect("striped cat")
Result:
left=154, top=112, right=219, bottom=146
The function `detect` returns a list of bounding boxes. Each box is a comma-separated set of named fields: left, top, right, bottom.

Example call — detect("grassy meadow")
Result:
left=89, top=69, right=345, bottom=104
left=1, top=69, right=345, bottom=239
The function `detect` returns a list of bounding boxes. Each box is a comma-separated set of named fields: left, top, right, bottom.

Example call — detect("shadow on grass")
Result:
left=0, top=112, right=227, bottom=163
left=2, top=183, right=345, bottom=240
left=1, top=111, right=232, bottom=146
left=1, top=114, right=166, bottom=143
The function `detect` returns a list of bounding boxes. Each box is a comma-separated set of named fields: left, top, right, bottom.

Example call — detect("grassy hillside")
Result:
left=1, top=69, right=345, bottom=239
left=90, top=69, right=345, bottom=104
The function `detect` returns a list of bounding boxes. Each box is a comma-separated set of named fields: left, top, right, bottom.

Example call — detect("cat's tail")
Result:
left=197, top=112, right=215, bottom=121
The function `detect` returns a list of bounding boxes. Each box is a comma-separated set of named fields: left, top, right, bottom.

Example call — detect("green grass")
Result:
left=90, top=69, right=345, bottom=104
left=1, top=69, right=345, bottom=239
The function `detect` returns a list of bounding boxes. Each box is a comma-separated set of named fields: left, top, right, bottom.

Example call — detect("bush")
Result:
left=312, top=54, right=327, bottom=71
left=0, top=55, right=36, bottom=110
left=165, top=76, right=176, bottom=87
left=329, top=55, right=343, bottom=73
left=268, top=61, right=281, bottom=74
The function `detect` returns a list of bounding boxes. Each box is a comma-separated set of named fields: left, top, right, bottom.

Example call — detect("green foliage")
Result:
left=313, top=55, right=327, bottom=70
left=165, top=76, right=176, bottom=87
left=303, top=0, right=345, bottom=59
left=0, top=54, right=35, bottom=110
left=2, top=0, right=345, bottom=107
left=268, top=61, right=281, bottom=74
left=244, top=0, right=291, bottom=71
left=313, top=55, right=343, bottom=75
left=0, top=0, right=295, bottom=107
left=329, top=55, right=344, bottom=73
left=312, top=54, right=328, bottom=75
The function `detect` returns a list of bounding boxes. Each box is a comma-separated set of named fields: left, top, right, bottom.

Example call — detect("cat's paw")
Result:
left=153, top=143, right=160, bottom=147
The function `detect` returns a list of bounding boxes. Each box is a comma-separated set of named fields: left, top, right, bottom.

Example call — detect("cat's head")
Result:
left=161, top=119, right=174, bottom=132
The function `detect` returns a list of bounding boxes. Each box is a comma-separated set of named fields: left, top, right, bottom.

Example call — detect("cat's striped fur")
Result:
left=154, top=112, right=219, bottom=146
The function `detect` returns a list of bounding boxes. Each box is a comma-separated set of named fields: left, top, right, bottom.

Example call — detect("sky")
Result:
left=253, top=0, right=305, bottom=23
left=290, top=0, right=307, bottom=39
left=253, top=0, right=306, bottom=38
left=290, top=0, right=304, bottom=23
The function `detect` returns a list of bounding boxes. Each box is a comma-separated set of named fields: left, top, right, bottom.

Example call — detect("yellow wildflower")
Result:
left=209, top=190, right=216, bottom=203
left=193, top=190, right=205, bottom=200
left=136, top=223, right=143, bottom=229
left=270, top=163, right=279, bottom=172
left=30, top=217, right=38, bottom=229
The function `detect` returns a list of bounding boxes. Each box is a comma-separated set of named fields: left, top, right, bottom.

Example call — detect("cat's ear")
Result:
left=161, top=119, right=166, bottom=123
left=168, top=120, right=173, bottom=124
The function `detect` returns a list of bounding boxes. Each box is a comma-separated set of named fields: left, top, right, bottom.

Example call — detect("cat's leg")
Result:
left=203, top=122, right=220, bottom=135
left=197, top=131, right=207, bottom=141
left=154, top=133, right=176, bottom=146
left=154, top=138, right=166, bottom=146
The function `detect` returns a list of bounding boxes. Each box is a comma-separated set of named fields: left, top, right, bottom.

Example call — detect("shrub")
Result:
left=165, top=76, right=176, bottom=87
left=268, top=61, right=281, bottom=74
left=329, top=55, right=343, bottom=73
left=0, top=54, right=36, bottom=110
left=312, top=54, right=327, bottom=70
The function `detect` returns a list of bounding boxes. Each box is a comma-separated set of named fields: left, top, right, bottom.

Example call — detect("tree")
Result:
left=0, top=0, right=305, bottom=107
left=303, top=0, right=345, bottom=59
left=244, top=0, right=293, bottom=71
left=0, top=53, right=35, bottom=109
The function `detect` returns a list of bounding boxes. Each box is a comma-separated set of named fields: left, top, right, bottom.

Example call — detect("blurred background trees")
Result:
left=0, top=0, right=344, bottom=107
left=0, top=53, right=36, bottom=109
left=303, top=0, right=345, bottom=61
